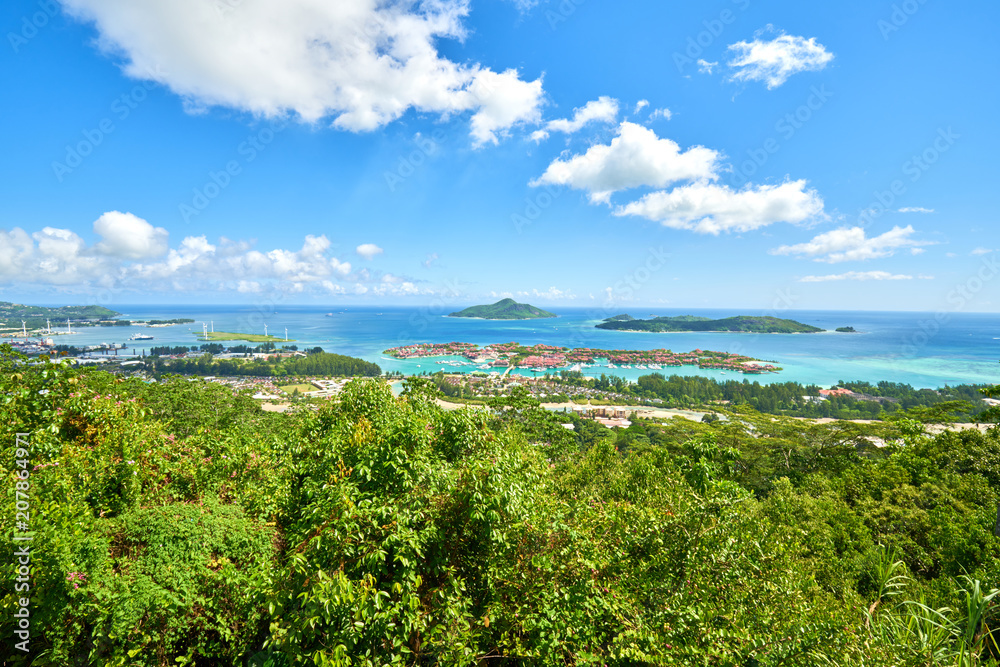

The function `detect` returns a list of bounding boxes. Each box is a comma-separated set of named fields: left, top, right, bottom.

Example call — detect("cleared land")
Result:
left=277, top=382, right=316, bottom=394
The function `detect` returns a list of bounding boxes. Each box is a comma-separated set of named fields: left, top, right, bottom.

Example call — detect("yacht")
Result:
left=129, top=334, right=154, bottom=341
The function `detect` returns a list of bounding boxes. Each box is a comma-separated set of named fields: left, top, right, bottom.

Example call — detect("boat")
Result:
left=129, top=334, right=154, bottom=341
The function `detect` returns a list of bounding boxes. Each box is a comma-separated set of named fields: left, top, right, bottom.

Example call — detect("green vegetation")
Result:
left=603, top=314, right=635, bottom=322
left=147, top=351, right=381, bottom=378
left=556, top=372, right=991, bottom=421
left=277, top=382, right=317, bottom=394
left=448, top=298, right=557, bottom=320
left=837, top=326, right=858, bottom=333
left=147, top=318, right=195, bottom=325
left=3, top=347, right=1000, bottom=665
left=597, top=314, right=824, bottom=333
left=0, top=301, right=120, bottom=329
left=198, top=331, right=294, bottom=343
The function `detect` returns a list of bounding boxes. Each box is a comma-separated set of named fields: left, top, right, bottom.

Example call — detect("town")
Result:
left=385, top=341, right=781, bottom=374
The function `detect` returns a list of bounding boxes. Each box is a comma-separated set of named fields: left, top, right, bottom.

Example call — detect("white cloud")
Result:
left=800, top=271, right=914, bottom=283
left=727, top=30, right=833, bottom=89
left=0, top=221, right=375, bottom=293
left=548, top=96, right=618, bottom=134
left=59, top=0, right=544, bottom=147
left=910, top=248, right=926, bottom=255
left=356, top=243, right=384, bottom=260
left=466, top=69, right=545, bottom=147
left=531, top=122, right=825, bottom=234
left=771, top=225, right=932, bottom=263
left=970, top=247, right=996, bottom=256
left=0, top=222, right=441, bottom=298
left=506, top=0, right=538, bottom=12
left=93, top=211, right=168, bottom=259
left=531, top=96, right=618, bottom=142
left=898, top=207, right=934, bottom=213
left=423, top=252, right=439, bottom=268
left=697, top=59, right=718, bottom=74
left=633, top=99, right=649, bottom=114
left=530, top=121, right=719, bottom=203
left=615, top=180, right=824, bottom=235
left=531, top=287, right=575, bottom=300
left=236, top=280, right=261, bottom=293
left=649, top=108, right=672, bottom=121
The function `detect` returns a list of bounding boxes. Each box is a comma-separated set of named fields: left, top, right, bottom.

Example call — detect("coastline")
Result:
left=445, top=315, right=559, bottom=321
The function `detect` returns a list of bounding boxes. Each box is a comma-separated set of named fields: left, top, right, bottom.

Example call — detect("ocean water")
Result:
left=39, top=305, right=1000, bottom=389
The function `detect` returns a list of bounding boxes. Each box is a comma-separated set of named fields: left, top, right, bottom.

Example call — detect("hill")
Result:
left=448, top=298, right=556, bottom=320
left=0, top=301, right=120, bottom=328
left=596, top=314, right=823, bottom=333
left=6, top=352, right=1000, bottom=665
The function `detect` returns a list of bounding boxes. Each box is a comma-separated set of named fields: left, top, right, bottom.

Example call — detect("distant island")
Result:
left=0, top=301, right=120, bottom=329
left=836, top=326, right=857, bottom=333
left=596, top=315, right=824, bottom=334
left=448, top=298, right=556, bottom=320
left=603, top=314, right=635, bottom=322
left=147, top=318, right=195, bottom=326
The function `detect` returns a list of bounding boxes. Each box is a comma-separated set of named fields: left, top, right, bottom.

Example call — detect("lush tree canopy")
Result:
left=1, top=348, right=998, bottom=665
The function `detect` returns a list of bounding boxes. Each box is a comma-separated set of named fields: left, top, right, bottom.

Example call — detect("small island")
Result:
left=603, top=314, right=635, bottom=322
left=448, top=298, right=556, bottom=320
left=596, top=315, right=823, bottom=334
left=146, top=318, right=195, bottom=326
left=198, top=331, right=295, bottom=343
left=835, top=326, right=857, bottom=333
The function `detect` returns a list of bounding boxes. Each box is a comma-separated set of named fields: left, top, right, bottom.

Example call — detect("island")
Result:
left=448, top=298, right=556, bottom=320
left=835, top=326, right=857, bottom=333
left=385, top=341, right=781, bottom=374
left=603, top=314, right=635, bottom=322
left=596, top=315, right=823, bottom=334
left=146, top=318, right=196, bottom=326
left=0, top=301, right=120, bottom=329
left=198, top=331, right=295, bottom=343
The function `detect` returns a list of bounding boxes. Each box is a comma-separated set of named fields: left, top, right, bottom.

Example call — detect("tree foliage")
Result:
left=1, top=347, right=999, bottom=665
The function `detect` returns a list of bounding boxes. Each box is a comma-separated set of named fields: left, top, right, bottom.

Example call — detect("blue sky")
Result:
left=1, top=0, right=997, bottom=312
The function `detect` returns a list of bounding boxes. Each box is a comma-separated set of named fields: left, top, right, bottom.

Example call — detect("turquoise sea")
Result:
left=46, top=305, right=1000, bottom=389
